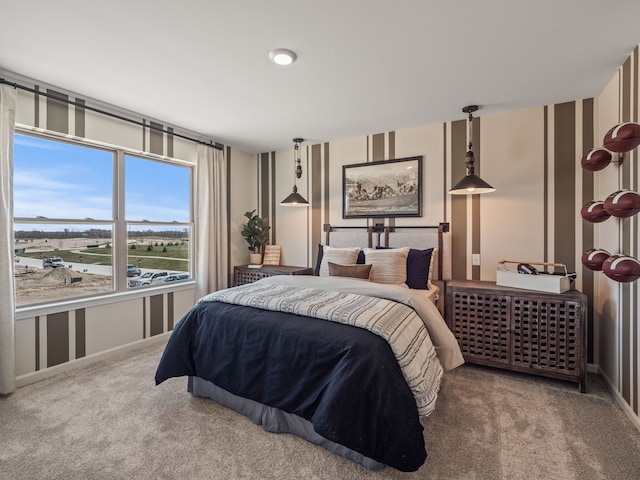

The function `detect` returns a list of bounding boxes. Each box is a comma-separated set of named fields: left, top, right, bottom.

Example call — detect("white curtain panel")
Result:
left=0, top=85, right=17, bottom=394
left=195, top=144, right=228, bottom=299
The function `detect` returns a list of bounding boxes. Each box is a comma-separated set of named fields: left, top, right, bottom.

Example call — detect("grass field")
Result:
left=20, top=242, right=190, bottom=271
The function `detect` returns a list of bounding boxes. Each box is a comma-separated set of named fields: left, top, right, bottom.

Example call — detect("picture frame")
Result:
left=343, top=156, right=422, bottom=218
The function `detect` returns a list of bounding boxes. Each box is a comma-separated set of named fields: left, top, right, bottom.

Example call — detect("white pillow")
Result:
left=319, top=246, right=361, bottom=276
left=363, top=247, right=410, bottom=285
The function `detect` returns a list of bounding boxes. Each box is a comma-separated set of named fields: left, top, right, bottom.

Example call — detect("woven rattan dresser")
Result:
left=446, top=280, right=587, bottom=392
left=233, top=265, right=313, bottom=286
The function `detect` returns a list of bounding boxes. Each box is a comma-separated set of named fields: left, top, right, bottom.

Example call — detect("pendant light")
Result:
left=280, top=138, right=309, bottom=206
left=449, top=105, right=495, bottom=195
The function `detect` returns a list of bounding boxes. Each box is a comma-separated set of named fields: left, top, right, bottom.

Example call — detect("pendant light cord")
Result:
left=467, top=109, right=473, bottom=151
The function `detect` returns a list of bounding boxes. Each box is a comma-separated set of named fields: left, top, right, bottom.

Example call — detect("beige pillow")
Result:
left=328, top=262, right=372, bottom=280
left=363, top=247, right=410, bottom=285
left=319, top=246, right=361, bottom=276
left=427, top=248, right=437, bottom=285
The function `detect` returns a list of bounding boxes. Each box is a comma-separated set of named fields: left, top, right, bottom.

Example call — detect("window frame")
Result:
left=13, top=126, right=195, bottom=314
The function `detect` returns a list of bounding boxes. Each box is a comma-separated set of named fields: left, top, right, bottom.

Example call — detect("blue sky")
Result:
left=13, top=134, right=190, bottom=231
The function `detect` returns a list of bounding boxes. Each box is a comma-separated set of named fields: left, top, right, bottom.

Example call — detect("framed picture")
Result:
left=343, top=156, right=422, bottom=218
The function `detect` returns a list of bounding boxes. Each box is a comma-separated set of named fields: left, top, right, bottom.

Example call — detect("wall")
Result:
left=4, top=71, right=251, bottom=384
left=263, top=106, right=587, bottom=280
left=258, top=46, right=640, bottom=430
left=228, top=148, right=258, bottom=274
left=15, top=289, right=195, bottom=383
left=592, top=46, right=639, bottom=427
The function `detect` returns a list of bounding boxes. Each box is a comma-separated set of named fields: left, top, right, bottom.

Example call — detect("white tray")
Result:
left=496, top=259, right=570, bottom=293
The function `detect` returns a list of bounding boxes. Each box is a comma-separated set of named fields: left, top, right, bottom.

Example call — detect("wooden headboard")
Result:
left=323, top=223, right=451, bottom=282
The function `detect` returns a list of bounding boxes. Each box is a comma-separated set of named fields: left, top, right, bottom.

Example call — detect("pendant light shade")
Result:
left=281, top=138, right=309, bottom=206
left=449, top=105, right=495, bottom=195
left=450, top=175, right=495, bottom=193
left=280, top=186, right=308, bottom=205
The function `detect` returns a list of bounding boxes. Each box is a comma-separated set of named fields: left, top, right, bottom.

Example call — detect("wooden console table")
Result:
left=446, top=280, right=587, bottom=392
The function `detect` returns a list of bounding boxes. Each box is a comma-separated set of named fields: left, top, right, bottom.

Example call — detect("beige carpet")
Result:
left=1, top=341, right=639, bottom=480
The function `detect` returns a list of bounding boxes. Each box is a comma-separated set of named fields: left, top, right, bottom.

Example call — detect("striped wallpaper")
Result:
left=613, top=47, right=639, bottom=416
left=258, top=44, right=640, bottom=428
left=19, top=293, right=177, bottom=373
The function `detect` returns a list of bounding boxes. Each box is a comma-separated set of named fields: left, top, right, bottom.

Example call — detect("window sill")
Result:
left=15, top=280, right=196, bottom=320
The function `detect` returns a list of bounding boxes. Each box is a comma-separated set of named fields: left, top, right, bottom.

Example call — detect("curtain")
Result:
left=195, top=144, right=228, bottom=299
left=0, top=85, right=17, bottom=394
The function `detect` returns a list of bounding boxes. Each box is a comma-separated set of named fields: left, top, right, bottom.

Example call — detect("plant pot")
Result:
left=249, top=253, right=263, bottom=265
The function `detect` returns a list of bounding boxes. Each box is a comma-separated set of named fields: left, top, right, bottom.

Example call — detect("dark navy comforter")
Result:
left=155, top=300, right=427, bottom=471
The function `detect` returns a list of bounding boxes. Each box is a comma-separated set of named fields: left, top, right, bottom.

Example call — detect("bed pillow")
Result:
left=328, top=262, right=372, bottom=280
left=317, top=246, right=362, bottom=276
left=363, top=247, right=410, bottom=285
left=375, top=247, right=435, bottom=289
left=426, top=248, right=437, bottom=285
left=315, top=244, right=365, bottom=275
left=406, top=248, right=435, bottom=290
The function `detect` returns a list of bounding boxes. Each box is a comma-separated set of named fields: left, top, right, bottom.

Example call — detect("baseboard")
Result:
left=596, top=365, right=640, bottom=434
left=15, top=333, right=171, bottom=388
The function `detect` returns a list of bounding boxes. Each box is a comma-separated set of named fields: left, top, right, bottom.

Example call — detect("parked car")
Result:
left=159, top=273, right=189, bottom=284
left=129, top=271, right=168, bottom=287
left=127, top=264, right=141, bottom=277
left=42, top=256, right=64, bottom=268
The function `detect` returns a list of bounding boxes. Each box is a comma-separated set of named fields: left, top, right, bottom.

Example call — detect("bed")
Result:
left=155, top=224, right=463, bottom=472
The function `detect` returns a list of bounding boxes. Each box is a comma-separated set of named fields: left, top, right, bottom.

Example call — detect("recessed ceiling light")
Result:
left=269, top=49, right=297, bottom=66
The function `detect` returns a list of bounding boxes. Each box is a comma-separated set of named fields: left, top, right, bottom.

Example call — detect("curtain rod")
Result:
left=0, top=78, right=222, bottom=150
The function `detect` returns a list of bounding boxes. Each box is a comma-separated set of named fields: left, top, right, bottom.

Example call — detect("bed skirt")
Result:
left=188, top=376, right=386, bottom=470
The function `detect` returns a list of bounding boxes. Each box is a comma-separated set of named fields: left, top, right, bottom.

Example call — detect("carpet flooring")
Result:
left=1, top=341, right=639, bottom=479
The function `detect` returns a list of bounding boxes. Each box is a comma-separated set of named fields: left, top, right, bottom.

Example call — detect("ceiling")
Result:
left=1, top=1, right=640, bottom=154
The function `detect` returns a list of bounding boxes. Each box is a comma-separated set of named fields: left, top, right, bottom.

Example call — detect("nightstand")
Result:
left=233, top=265, right=314, bottom=286
left=446, top=280, right=587, bottom=392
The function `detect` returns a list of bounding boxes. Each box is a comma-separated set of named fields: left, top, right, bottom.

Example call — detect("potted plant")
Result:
left=241, top=209, right=271, bottom=264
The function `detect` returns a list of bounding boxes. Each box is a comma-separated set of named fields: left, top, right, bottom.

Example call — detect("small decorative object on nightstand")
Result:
left=234, top=264, right=313, bottom=286
left=446, top=280, right=587, bottom=392
left=263, top=245, right=281, bottom=266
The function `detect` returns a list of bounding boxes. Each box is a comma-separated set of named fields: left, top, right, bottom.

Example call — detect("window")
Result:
left=125, top=154, right=191, bottom=288
left=13, top=132, right=193, bottom=307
